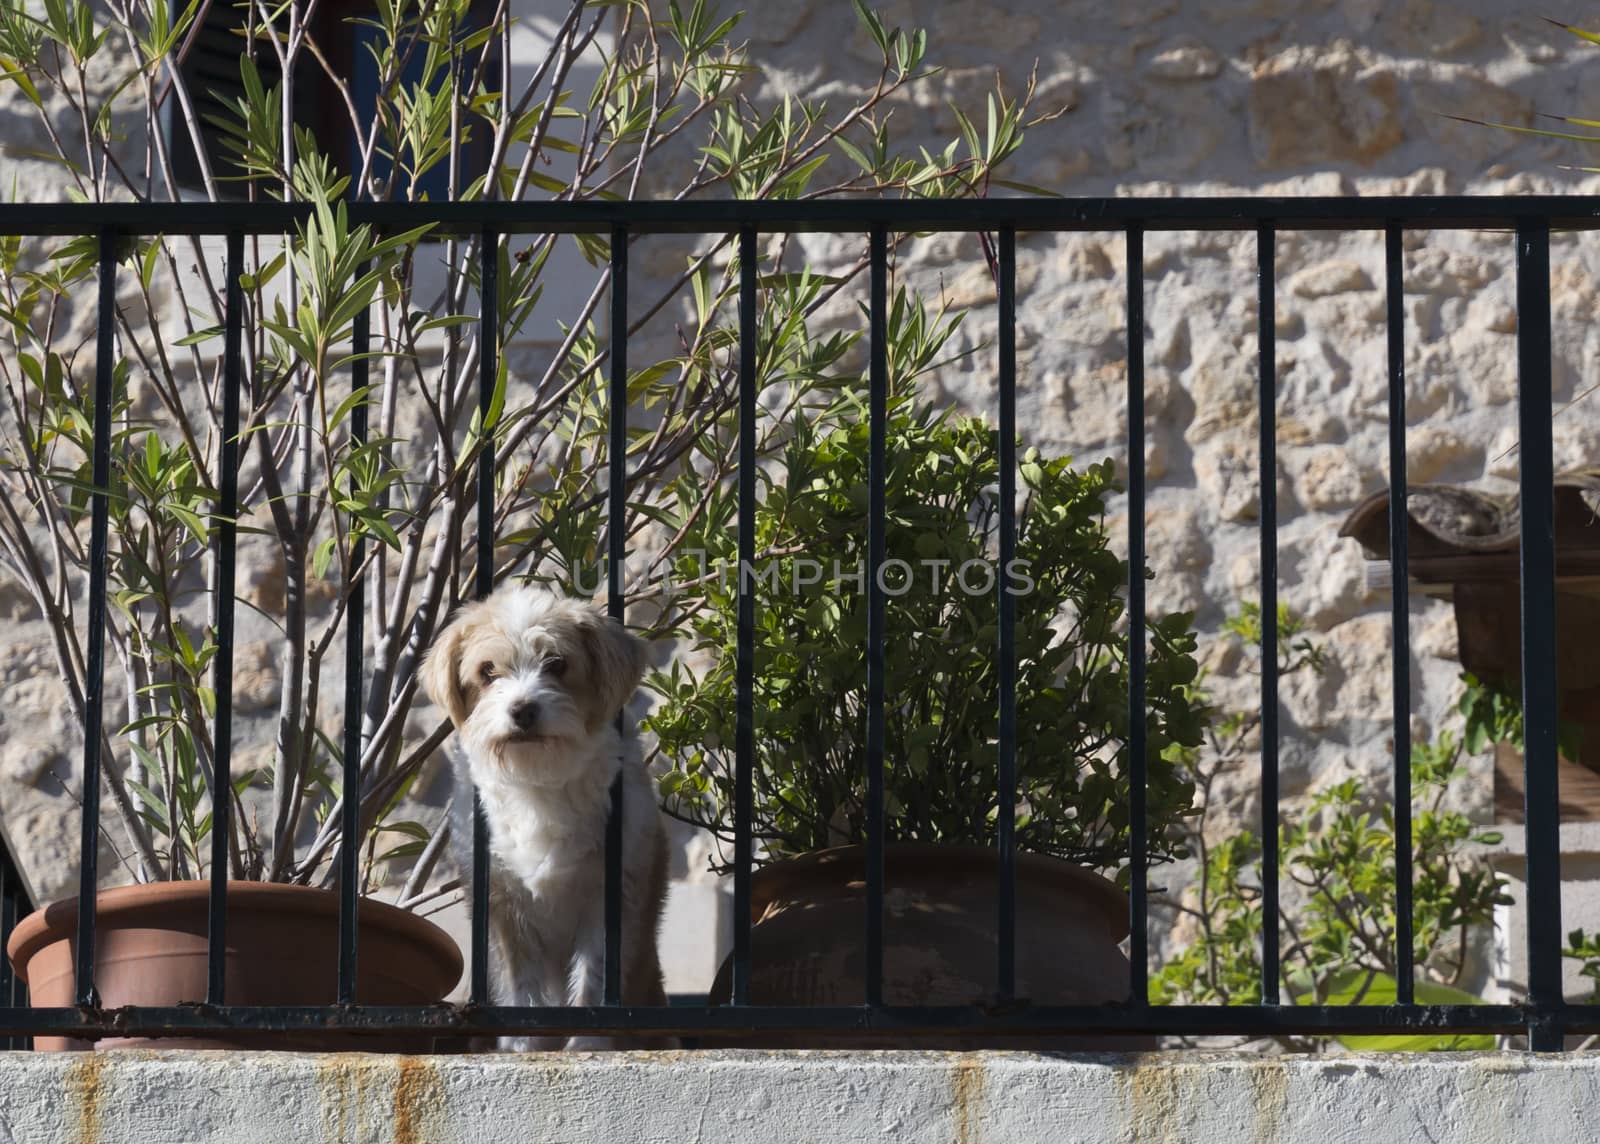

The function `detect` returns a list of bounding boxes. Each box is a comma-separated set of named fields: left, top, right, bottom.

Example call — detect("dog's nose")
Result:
left=510, top=700, right=540, bottom=731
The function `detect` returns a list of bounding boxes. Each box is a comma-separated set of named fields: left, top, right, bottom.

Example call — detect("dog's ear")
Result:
left=421, top=606, right=474, bottom=727
left=579, top=609, right=649, bottom=730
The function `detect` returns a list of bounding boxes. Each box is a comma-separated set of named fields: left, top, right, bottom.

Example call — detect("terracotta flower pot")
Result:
left=6, top=881, right=462, bottom=1052
left=706, top=843, right=1153, bottom=1050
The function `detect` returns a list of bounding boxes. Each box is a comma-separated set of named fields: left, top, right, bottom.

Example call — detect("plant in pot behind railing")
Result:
left=0, top=190, right=468, bottom=1051
left=645, top=293, right=1206, bottom=1041
left=0, top=0, right=1052, bottom=1049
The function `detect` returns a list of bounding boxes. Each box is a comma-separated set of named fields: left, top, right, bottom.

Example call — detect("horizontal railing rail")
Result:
left=0, top=195, right=1598, bottom=234
left=0, top=195, right=1574, bottom=1048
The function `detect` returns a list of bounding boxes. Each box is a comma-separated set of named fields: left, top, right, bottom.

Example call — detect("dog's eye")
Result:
left=543, top=655, right=567, bottom=678
left=479, top=662, right=497, bottom=683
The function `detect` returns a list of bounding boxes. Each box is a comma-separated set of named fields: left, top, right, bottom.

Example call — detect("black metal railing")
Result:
left=0, top=195, right=1593, bottom=1048
left=0, top=821, right=35, bottom=1051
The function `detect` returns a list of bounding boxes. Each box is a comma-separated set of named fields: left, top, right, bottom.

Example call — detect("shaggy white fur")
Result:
left=421, top=584, right=668, bottom=1050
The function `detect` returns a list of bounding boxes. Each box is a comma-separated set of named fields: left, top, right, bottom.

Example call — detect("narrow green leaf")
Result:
left=311, top=535, right=338, bottom=579
left=174, top=324, right=225, bottom=346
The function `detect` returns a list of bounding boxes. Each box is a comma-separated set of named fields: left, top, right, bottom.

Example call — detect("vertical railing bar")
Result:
left=207, top=231, right=245, bottom=1005
left=1, top=860, right=14, bottom=1049
left=1, top=861, right=23, bottom=1051
left=23, top=904, right=31, bottom=1050
left=1125, top=224, right=1150, bottom=1006
left=76, top=227, right=118, bottom=1008
left=1516, top=219, right=1563, bottom=1051
left=1256, top=223, right=1281, bottom=1007
left=336, top=258, right=371, bottom=1005
left=866, top=224, right=888, bottom=1008
left=469, top=797, right=491, bottom=1005
left=470, top=228, right=499, bottom=1005
left=1385, top=223, right=1415, bottom=1007
left=605, top=224, right=628, bottom=1007
left=9, top=874, right=25, bottom=1052
left=733, top=225, right=757, bottom=1006
left=469, top=798, right=491, bottom=1006
left=995, top=226, right=1018, bottom=1001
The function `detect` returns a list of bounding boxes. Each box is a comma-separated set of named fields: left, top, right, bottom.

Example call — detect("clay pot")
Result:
left=6, top=881, right=462, bottom=1052
left=706, top=843, right=1152, bottom=1049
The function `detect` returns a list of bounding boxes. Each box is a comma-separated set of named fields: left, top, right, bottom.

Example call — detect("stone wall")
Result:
left=710, top=0, right=1600, bottom=978
left=2, top=0, right=1599, bottom=996
left=3, top=1050, right=1600, bottom=1142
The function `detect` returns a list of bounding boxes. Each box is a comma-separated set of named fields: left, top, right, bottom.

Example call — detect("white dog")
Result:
left=421, top=584, right=668, bottom=1049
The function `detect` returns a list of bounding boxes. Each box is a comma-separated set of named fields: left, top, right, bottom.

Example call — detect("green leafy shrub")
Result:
left=1152, top=609, right=1513, bottom=1050
left=0, top=0, right=1056, bottom=893
left=644, top=294, right=1205, bottom=873
left=1563, top=930, right=1600, bottom=1001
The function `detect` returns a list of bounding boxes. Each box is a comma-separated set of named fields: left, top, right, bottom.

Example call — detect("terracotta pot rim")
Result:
left=5, top=880, right=462, bottom=985
left=749, top=843, right=1129, bottom=940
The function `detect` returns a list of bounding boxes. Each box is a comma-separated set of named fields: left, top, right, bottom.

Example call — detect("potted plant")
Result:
left=0, top=187, right=475, bottom=1051
left=1154, top=609, right=1515, bottom=1051
left=0, top=0, right=1052, bottom=1049
left=645, top=293, right=1206, bottom=1042
left=0, top=187, right=471, bottom=1051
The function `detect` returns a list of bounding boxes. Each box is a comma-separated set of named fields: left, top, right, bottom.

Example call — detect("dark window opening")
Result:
left=167, top=0, right=498, bottom=201
left=344, top=3, right=498, bottom=201
left=166, top=3, right=319, bottom=193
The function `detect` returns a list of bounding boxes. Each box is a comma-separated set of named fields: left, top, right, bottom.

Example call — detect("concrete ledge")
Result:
left=1, top=1049, right=1598, bottom=1143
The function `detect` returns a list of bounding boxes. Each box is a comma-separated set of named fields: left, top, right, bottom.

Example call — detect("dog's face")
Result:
left=421, top=586, right=647, bottom=781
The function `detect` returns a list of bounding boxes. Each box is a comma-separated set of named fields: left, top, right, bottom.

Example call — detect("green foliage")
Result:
left=644, top=291, right=1204, bottom=872
left=1303, top=970, right=1495, bottom=1052
left=1563, top=929, right=1600, bottom=1001
left=1152, top=612, right=1513, bottom=1049
left=1458, top=670, right=1584, bottom=761
left=0, top=0, right=1063, bottom=893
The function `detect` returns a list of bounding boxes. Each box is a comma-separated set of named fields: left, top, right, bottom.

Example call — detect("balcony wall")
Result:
left=0, top=1049, right=1596, bottom=1143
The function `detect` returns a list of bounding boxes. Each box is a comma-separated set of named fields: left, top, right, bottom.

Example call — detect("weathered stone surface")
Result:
left=1504, top=16, right=1564, bottom=63
left=1110, top=0, right=1180, bottom=29
left=1391, top=0, right=1482, bottom=55
left=1474, top=296, right=1518, bottom=334
left=233, top=641, right=283, bottom=712
left=1247, top=43, right=1404, bottom=167
left=1146, top=37, right=1223, bottom=81
left=1550, top=260, right=1597, bottom=320
left=1407, top=426, right=1484, bottom=483
left=1416, top=70, right=1534, bottom=163
left=0, top=572, right=38, bottom=622
left=1184, top=350, right=1257, bottom=442
left=1294, top=446, right=1366, bottom=510
left=1194, top=435, right=1277, bottom=522
left=1490, top=418, right=1600, bottom=480
left=10, top=1051, right=1600, bottom=1144
left=1147, top=503, right=1212, bottom=572
left=1056, top=239, right=1115, bottom=283
left=1287, top=260, right=1374, bottom=299
left=1319, top=613, right=1398, bottom=728
left=1103, top=83, right=1229, bottom=175
left=943, top=255, right=1040, bottom=309
left=5, top=796, right=81, bottom=899
left=1279, top=339, right=1351, bottom=413
left=1416, top=608, right=1461, bottom=661
left=1404, top=247, right=1503, bottom=296
left=5, top=0, right=1600, bottom=1004
left=0, top=737, right=63, bottom=788
left=1106, top=501, right=1209, bottom=612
